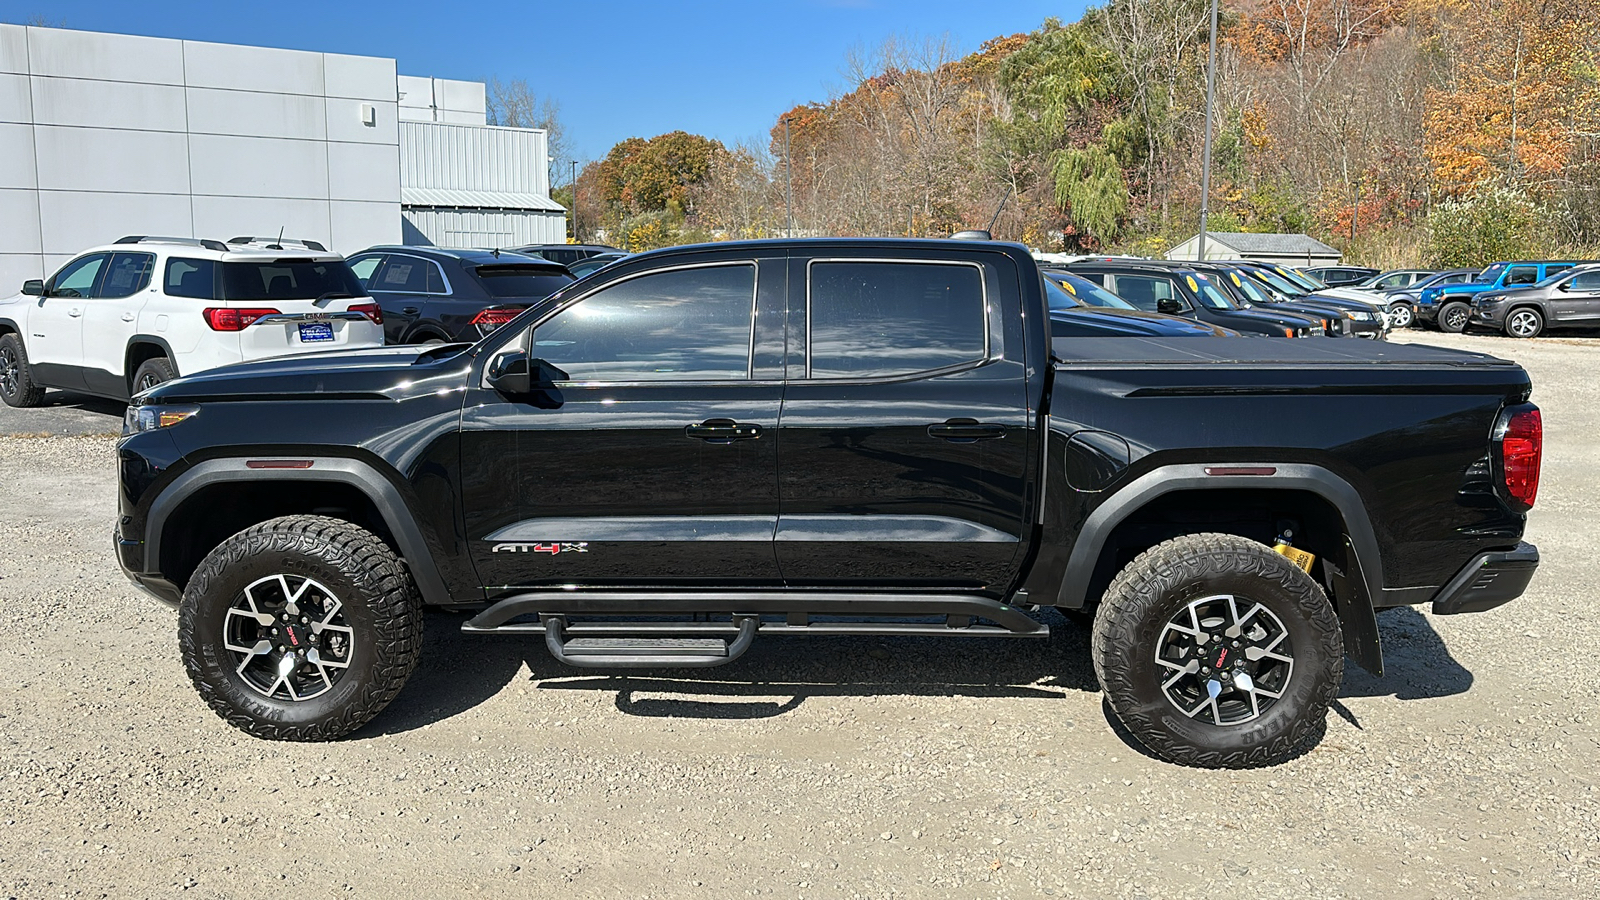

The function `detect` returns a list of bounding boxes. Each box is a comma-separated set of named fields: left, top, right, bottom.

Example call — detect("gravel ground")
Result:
left=0, top=331, right=1596, bottom=899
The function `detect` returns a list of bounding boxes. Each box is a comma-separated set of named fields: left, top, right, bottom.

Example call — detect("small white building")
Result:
left=1167, top=232, right=1341, bottom=267
left=0, top=24, right=563, bottom=290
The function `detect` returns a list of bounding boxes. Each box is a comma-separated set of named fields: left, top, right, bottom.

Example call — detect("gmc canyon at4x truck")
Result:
left=116, top=239, right=1543, bottom=768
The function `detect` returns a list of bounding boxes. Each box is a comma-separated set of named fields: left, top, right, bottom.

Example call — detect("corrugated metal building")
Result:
left=1166, top=232, right=1341, bottom=266
left=399, top=122, right=566, bottom=248
left=0, top=24, right=564, bottom=288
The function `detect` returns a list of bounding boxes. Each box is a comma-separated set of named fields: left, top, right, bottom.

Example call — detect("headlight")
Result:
left=1343, top=310, right=1373, bottom=322
left=123, top=405, right=198, bottom=435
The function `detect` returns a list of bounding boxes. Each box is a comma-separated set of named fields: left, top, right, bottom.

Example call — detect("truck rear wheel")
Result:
left=178, top=515, right=422, bottom=741
left=1091, top=533, right=1343, bottom=768
left=1438, top=301, right=1471, bottom=333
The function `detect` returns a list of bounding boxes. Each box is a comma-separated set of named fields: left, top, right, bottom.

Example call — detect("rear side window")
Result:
left=374, top=257, right=431, bottom=293
left=1545, top=264, right=1573, bottom=279
left=164, top=258, right=217, bottom=299
left=100, top=252, right=154, bottom=298
left=532, top=263, right=755, bottom=382
left=1571, top=271, right=1600, bottom=290
left=1108, top=274, right=1178, bottom=312
left=221, top=260, right=367, bottom=301
left=807, top=261, right=985, bottom=379
left=475, top=265, right=575, bottom=299
left=347, top=255, right=383, bottom=288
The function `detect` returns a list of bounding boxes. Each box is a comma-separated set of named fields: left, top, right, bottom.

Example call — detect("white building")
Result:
left=1166, top=232, right=1341, bottom=267
left=0, top=24, right=564, bottom=292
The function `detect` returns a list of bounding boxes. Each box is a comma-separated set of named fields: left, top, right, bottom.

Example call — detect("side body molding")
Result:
left=143, top=457, right=453, bottom=606
left=1056, top=463, right=1385, bottom=674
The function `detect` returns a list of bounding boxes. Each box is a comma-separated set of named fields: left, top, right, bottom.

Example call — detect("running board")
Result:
left=544, top=615, right=759, bottom=669
left=461, top=591, right=1049, bottom=638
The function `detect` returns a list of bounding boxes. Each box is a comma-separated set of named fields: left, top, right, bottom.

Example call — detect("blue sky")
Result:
left=27, top=1, right=1086, bottom=165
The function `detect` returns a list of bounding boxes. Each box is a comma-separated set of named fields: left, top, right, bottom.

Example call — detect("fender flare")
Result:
left=1058, top=463, right=1385, bottom=674
left=0, top=316, right=20, bottom=336
left=125, top=335, right=179, bottom=376
left=143, top=457, right=452, bottom=606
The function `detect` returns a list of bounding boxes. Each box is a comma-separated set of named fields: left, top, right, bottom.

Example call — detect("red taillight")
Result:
left=470, top=307, right=524, bottom=327
left=1501, top=406, right=1542, bottom=509
left=203, top=308, right=279, bottom=331
left=349, top=301, right=383, bottom=325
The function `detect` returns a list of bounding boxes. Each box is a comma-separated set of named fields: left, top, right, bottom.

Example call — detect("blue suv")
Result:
left=1419, top=261, right=1590, bottom=332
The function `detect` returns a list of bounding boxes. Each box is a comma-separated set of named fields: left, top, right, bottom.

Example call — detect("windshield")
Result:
left=1043, top=276, right=1080, bottom=310
left=1247, top=266, right=1310, bottom=298
left=1190, top=273, right=1239, bottom=310
left=220, top=259, right=367, bottom=301
left=1478, top=264, right=1507, bottom=284
left=1271, top=266, right=1325, bottom=291
left=1044, top=272, right=1136, bottom=309
left=474, top=265, right=575, bottom=299
left=1221, top=269, right=1279, bottom=304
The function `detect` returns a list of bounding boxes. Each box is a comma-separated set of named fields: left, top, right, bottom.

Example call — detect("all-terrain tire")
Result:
left=1438, top=301, right=1471, bottom=333
left=131, top=356, right=176, bottom=395
left=0, top=332, right=46, bottom=407
left=1091, top=533, right=1343, bottom=768
left=178, top=515, right=423, bottom=741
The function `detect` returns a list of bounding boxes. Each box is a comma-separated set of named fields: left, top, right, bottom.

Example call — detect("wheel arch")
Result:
left=145, top=457, right=452, bottom=607
left=125, top=336, right=177, bottom=392
left=0, top=316, right=19, bottom=337
left=1058, top=463, right=1384, bottom=674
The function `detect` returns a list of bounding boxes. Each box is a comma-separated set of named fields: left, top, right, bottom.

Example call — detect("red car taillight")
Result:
left=349, top=302, right=383, bottom=325
left=470, top=307, right=524, bottom=328
left=203, top=308, right=279, bottom=331
left=1499, top=406, right=1542, bottom=510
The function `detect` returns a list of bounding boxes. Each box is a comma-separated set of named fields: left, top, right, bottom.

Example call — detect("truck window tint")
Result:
left=100, top=252, right=154, bottom=298
left=475, top=266, right=574, bottom=299
left=808, top=261, right=984, bottom=378
left=532, top=263, right=755, bottom=381
left=426, top=261, right=448, bottom=295
left=165, top=258, right=217, bottom=299
left=221, top=260, right=366, bottom=301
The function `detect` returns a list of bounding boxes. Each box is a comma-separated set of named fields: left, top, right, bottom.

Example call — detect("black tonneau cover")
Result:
left=1052, top=337, right=1520, bottom=368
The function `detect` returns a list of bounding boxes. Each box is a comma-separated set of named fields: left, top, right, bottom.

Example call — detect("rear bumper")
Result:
left=1431, top=542, right=1539, bottom=615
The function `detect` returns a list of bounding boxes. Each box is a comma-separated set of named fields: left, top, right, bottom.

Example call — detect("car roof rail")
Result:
left=227, top=236, right=328, bottom=252
left=114, top=235, right=231, bottom=252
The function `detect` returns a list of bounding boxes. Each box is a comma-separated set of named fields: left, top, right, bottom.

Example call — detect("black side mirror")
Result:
left=22, top=279, right=43, bottom=296
left=1557, top=281, right=1573, bottom=292
left=487, top=350, right=531, bottom=395
left=1156, top=297, right=1184, bottom=315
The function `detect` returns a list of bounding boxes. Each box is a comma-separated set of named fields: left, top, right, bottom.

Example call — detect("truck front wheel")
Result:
left=178, top=515, right=423, bottom=741
left=1091, top=533, right=1343, bottom=768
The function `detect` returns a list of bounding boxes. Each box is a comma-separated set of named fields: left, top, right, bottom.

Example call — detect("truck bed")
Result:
left=1051, top=336, right=1521, bottom=369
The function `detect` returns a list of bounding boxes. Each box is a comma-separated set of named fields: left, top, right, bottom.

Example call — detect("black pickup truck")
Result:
left=116, top=238, right=1543, bottom=768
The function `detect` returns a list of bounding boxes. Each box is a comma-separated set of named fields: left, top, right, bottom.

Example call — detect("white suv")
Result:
left=0, top=236, right=384, bottom=407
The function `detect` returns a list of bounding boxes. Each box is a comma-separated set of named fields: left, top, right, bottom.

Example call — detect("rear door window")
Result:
left=99, top=252, right=155, bottom=298
left=807, top=261, right=985, bottom=379
left=1570, top=271, right=1600, bottom=291
left=373, top=257, right=431, bottom=293
left=165, top=258, right=217, bottom=299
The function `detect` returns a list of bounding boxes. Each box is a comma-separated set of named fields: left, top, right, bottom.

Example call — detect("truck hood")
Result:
left=137, top=343, right=476, bottom=404
left=1311, top=287, right=1386, bottom=306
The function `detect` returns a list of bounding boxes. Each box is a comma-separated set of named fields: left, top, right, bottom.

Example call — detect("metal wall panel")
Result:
left=32, top=76, right=187, bottom=132
left=0, top=254, right=44, bottom=295
left=186, top=87, right=327, bottom=140
left=0, top=189, right=41, bottom=252
left=326, top=96, right=398, bottom=144
left=0, top=25, right=27, bottom=76
left=0, top=124, right=36, bottom=189
left=27, top=28, right=184, bottom=84
left=183, top=39, right=323, bottom=95
left=328, top=143, right=401, bottom=202
left=34, top=125, right=191, bottom=194
left=401, top=208, right=565, bottom=249
left=190, top=134, right=329, bottom=199
left=0, top=73, right=31, bottom=123
left=400, top=121, right=550, bottom=196
left=324, top=53, right=396, bottom=102
left=190, top=196, right=330, bottom=247
left=37, top=189, right=192, bottom=253
left=331, top=200, right=401, bottom=254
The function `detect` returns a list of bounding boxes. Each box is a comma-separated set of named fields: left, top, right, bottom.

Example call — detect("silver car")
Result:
left=1470, top=264, right=1600, bottom=337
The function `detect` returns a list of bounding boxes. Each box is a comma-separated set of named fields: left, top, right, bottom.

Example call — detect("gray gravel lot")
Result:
left=0, top=331, right=1596, bottom=899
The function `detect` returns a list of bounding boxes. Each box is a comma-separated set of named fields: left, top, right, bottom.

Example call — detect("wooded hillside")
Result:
left=573, top=0, right=1600, bottom=266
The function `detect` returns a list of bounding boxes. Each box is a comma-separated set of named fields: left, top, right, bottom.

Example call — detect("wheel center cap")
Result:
left=281, top=623, right=308, bottom=649
left=1210, top=644, right=1234, bottom=669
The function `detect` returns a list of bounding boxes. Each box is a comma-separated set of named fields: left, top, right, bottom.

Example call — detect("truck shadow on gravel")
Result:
left=358, top=605, right=1475, bottom=741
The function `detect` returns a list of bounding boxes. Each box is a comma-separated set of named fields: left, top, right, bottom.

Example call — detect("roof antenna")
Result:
left=270, top=225, right=285, bottom=250
left=492, top=247, right=500, bottom=258
left=986, top=184, right=1013, bottom=235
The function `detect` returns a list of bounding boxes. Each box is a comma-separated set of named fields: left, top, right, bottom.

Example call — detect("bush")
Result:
left=1426, top=185, right=1540, bottom=268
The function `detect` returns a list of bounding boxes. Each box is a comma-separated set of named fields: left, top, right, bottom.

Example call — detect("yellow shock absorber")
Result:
left=1273, top=531, right=1316, bottom=573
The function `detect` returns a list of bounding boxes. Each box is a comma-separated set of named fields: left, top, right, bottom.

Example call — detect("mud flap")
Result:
left=1328, top=534, right=1383, bottom=675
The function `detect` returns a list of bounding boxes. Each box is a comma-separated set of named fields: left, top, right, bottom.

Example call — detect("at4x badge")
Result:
left=491, top=542, right=590, bottom=554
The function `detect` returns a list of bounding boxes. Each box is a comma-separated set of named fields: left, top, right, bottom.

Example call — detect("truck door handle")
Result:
left=928, top=419, right=1006, bottom=442
left=402, top=307, right=420, bottom=315
left=121, top=312, right=135, bottom=322
left=68, top=308, right=82, bottom=317
left=685, top=418, right=763, bottom=443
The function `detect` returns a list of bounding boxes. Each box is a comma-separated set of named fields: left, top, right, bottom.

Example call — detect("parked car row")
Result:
left=0, top=236, right=627, bottom=408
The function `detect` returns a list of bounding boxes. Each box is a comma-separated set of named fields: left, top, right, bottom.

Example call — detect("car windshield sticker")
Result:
left=1186, top=275, right=1200, bottom=292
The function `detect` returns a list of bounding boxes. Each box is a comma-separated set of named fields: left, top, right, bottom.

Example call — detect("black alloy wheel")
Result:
left=0, top=333, right=45, bottom=407
left=1438, top=301, right=1471, bottom=333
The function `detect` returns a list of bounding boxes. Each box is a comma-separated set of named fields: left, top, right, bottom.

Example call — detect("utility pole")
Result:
left=1196, top=0, right=1219, bottom=262
left=570, top=160, right=579, bottom=243
left=783, top=116, right=794, bottom=238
